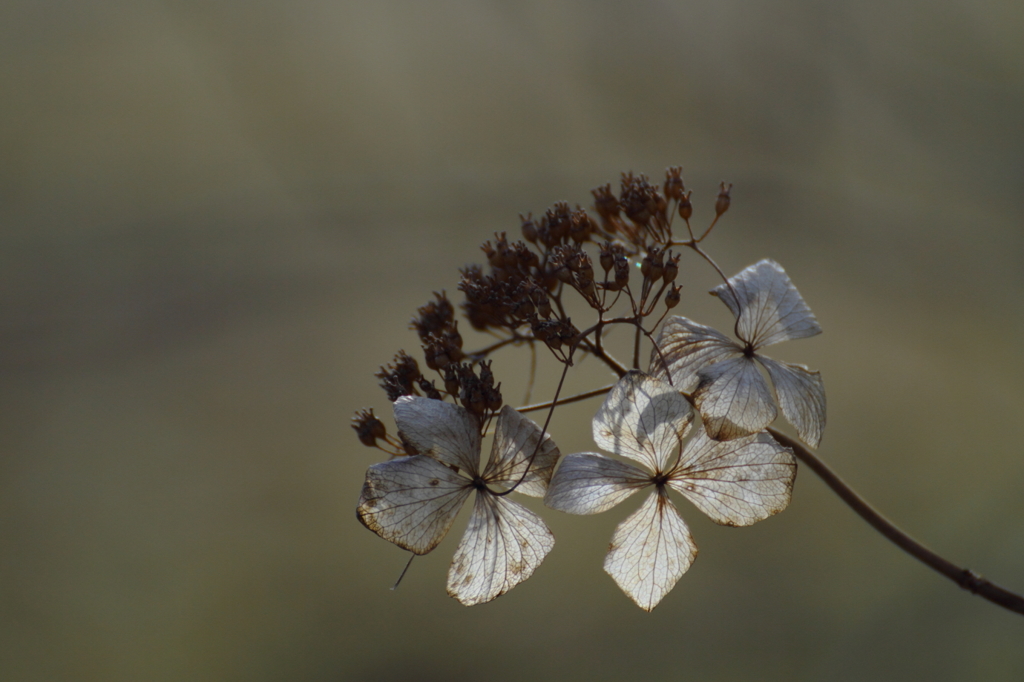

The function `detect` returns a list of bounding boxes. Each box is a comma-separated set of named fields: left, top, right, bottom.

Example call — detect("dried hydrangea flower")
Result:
left=653, top=259, right=826, bottom=447
left=544, top=371, right=796, bottom=611
left=357, top=396, right=560, bottom=605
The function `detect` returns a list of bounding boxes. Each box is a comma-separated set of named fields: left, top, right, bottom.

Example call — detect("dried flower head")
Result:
left=357, top=397, right=560, bottom=605
left=544, top=371, right=796, bottom=611
left=652, top=259, right=825, bottom=446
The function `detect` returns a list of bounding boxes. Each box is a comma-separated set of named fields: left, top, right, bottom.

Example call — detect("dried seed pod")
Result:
left=599, top=243, right=615, bottom=273
left=715, top=182, right=733, bottom=217
left=614, top=255, right=630, bottom=289
left=641, top=248, right=664, bottom=282
left=592, top=183, right=621, bottom=224
left=411, top=291, right=455, bottom=341
left=569, top=208, right=594, bottom=243
left=531, top=287, right=552, bottom=318
left=352, top=408, right=387, bottom=447
left=663, top=252, right=680, bottom=283
left=376, top=351, right=422, bottom=400
left=444, top=366, right=460, bottom=396
left=678, top=191, right=693, bottom=221
left=418, top=378, right=443, bottom=400
left=664, top=166, right=686, bottom=201
left=520, top=213, right=538, bottom=243
left=665, top=283, right=682, bottom=309
left=577, top=275, right=598, bottom=301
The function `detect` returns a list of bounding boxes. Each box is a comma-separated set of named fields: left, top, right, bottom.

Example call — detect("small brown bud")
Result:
left=614, top=255, right=630, bottom=289
left=352, top=408, right=387, bottom=447
left=663, top=252, right=680, bottom=283
left=411, top=292, right=455, bottom=341
left=445, top=322, right=464, bottom=351
left=546, top=202, right=572, bottom=244
left=641, top=248, right=664, bottom=282
left=532, top=319, right=563, bottom=349
left=592, top=183, right=620, bottom=222
left=520, top=214, right=538, bottom=243
left=558, top=319, right=580, bottom=347
left=678, top=191, right=693, bottom=221
left=569, top=209, right=593, bottom=243
left=444, top=366, right=460, bottom=396
left=532, top=288, right=552, bottom=318
left=485, top=386, right=503, bottom=412
left=418, top=378, right=442, bottom=400
left=715, top=182, right=732, bottom=217
left=376, top=351, right=422, bottom=401
left=482, top=241, right=498, bottom=268
left=599, top=243, right=614, bottom=273
left=664, top=166, right=686, bottom=201
left=665, top=284, right=682, bottom=309
left=577, top=276, right=597, bottom=301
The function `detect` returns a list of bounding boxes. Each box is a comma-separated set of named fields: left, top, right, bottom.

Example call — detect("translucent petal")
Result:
left=711, top=260, right=822, bottom=349
left=356, top=456, right=472, bottom=555
left=603, top=491, right=697, bottom=612
left=593, top=371, right=693, bottom=473
left=758, top=356, right=826, bottom=448
left=694, top=356, right=778, bottom=441
left=482, top=405, right=561, bottom=498
left=650, top=316, right=742, bottom=392
left=393, top=396, right=481, bottom=474
left=667, top=429, right=796, bottom=526
left=543, top=453, right=650, bottom=515
left=446, top=493, right=554, bottom=606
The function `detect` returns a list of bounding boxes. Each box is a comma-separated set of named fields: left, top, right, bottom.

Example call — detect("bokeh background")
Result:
left=3, top=1, right=1024, bottom=680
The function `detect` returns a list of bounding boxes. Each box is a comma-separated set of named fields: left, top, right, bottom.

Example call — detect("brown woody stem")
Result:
left=769, top=427, right=1024, bottom=616
left=517, top=383, right=616, bottom=413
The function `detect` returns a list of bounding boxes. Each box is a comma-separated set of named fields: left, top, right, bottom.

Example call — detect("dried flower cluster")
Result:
left=354, top=168, right=825, bottom=610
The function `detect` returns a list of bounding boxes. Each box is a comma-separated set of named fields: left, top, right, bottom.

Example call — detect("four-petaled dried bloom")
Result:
left=357, top=397, right=560, bottom=605
left=544, top=371, right=796, bottom=611
left=653, top=259, right=826, bottom=447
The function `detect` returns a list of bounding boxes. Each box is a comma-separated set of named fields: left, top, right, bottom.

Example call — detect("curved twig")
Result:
left=768, top=428, right=1024, bottom=616
left=517, top=383, right=616, bottom=414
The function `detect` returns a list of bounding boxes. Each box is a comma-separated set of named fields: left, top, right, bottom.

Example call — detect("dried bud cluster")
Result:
left=447, top=360, right=503, bottom=417
left=411, top=292, right=465, bottom=371
left=351, top=408, right=387, bottom=447
left=365, top=167, right=734, bottom=433
left=375, top=351, right=423, bottom=402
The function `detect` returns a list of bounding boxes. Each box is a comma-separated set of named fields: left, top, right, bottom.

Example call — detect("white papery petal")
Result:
left=603, top=491, right=697, bottom=612
left=711, top=260, right=821, bottom=349
left=758, top=356, right=826, bottom=448
left=393, top=396, right=481, bottom=474
left=483, top=405, right=561, bottom=498
left=446, top=493, right=554, bottom=606
left=593, top=371, right=693, bottom=472
left=544, top=453, right=650, bottom=515
left=694, top=356, right=778, bottom=441
left=667, top=430, right=796, bottom=526
left=650, top=316, right=742, bottom=392
left=357, top=456, right=471, bottom=555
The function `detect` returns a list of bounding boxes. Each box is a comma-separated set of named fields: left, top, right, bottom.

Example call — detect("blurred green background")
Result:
left=3, top=1, right=1024, bottom=680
